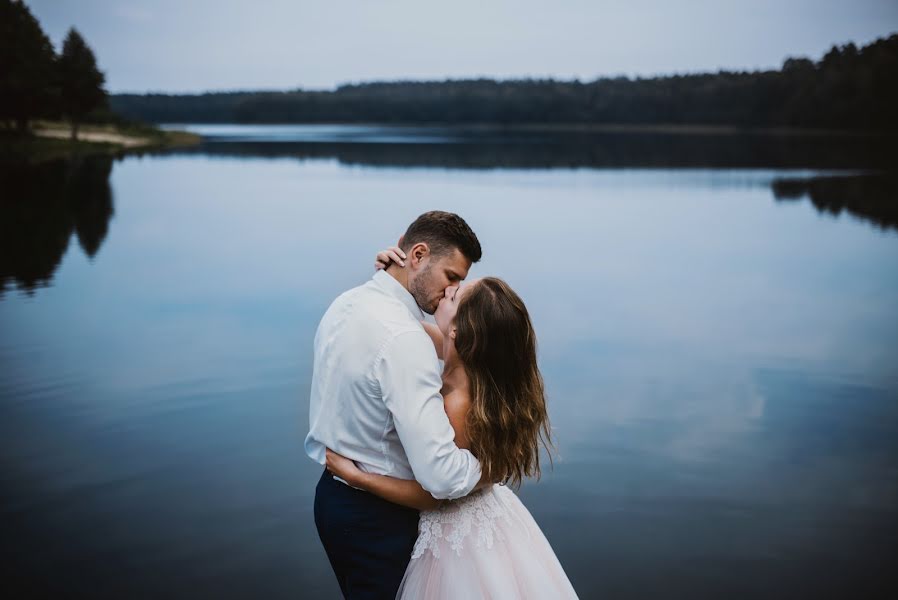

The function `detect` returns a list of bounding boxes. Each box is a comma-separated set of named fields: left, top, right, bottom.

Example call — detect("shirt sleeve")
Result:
left=377, top=329, right=482, bottom=500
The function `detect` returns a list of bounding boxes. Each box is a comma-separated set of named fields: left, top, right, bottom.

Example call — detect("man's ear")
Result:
left=409, top=242, right=429, bottom=266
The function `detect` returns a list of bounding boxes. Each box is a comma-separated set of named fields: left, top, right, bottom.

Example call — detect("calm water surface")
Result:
left=2, top=126, right=897, bottom=598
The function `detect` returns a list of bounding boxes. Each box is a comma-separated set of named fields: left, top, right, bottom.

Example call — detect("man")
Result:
left=305, top=211, right=483, bottom=599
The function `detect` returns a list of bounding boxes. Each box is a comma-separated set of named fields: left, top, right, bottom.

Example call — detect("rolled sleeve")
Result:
left=378, top=329, right=481, bottom=499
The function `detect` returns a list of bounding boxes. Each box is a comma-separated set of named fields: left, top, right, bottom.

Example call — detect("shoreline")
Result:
left=0, top=121, right=201, bottom=164
left=35, top=128, right=151, bottom=148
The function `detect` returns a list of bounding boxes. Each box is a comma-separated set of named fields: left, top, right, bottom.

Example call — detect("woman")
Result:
left=325, top=247, right=578, bottom=599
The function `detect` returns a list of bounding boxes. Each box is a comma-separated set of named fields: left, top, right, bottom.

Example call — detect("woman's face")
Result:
left=434, top=279, right=476, bottom=336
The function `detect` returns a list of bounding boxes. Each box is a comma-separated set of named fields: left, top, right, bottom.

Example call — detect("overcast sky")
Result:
left=26, top=0, right=898, bottom=94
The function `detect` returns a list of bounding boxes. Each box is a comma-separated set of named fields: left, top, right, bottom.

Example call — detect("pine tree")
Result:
left=57, top=28, right=106, bottom=141
left=0, top=0, right=58, bottom=131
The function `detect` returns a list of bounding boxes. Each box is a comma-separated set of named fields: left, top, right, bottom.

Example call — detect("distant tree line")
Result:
left=111, top=34, right=898, bottom=132
left=1, top=0, right=107, bottom=139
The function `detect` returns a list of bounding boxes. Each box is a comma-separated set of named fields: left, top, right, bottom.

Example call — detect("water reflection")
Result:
left=1, top=138, right=896, bottom=598
left=3, top=129, right=897, bottom=300
left=165, top=126, right=898, bottom=233
left=0, top=157, right=114, bottom=297
left=167, top=129, right=895, bottom=170
left=772, top=174, right=898, bottom=232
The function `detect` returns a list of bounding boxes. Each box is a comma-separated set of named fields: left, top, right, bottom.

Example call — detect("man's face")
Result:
left=409, top=247, right=471, bottom=315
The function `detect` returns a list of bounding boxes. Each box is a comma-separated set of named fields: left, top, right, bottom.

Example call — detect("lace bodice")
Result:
left=411, top=484, right=519, bottom=559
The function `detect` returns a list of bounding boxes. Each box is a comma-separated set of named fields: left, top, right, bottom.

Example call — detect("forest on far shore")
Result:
left=111, top=34, right=898, bottom=132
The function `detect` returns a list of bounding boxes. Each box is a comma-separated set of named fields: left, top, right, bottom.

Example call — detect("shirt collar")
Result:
left=372, top=270, right=424, bottom=321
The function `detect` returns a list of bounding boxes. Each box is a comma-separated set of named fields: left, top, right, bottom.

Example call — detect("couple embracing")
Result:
left=305, top=211, right=578, bottom=599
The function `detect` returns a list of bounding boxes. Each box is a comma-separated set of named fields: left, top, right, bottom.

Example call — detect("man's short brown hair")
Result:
left=400, top=211, right=482, bottom=263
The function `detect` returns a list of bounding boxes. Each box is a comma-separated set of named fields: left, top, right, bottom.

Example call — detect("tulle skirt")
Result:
left=396, top=484, right=578, bottom=599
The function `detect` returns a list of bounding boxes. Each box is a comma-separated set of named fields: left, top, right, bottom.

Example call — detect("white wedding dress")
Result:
left=396, top=484, right=579, bottom=599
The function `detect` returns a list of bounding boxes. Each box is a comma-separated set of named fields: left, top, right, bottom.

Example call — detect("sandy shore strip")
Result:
left=33, top=127, right=148, bottom=147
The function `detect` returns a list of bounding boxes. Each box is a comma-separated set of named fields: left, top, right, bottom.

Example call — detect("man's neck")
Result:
left=385, top=263, right=410, bottom=292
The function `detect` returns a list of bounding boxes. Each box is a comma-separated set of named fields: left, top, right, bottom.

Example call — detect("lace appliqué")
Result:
left=411, top=486, right=513, bottom=560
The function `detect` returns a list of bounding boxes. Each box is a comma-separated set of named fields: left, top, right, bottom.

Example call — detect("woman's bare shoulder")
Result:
left=443, top=387, right=471, bottom=411
left=442, top=386, right=472, bottom=449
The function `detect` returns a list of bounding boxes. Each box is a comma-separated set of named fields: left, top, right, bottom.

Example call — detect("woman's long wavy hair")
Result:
left=454, top=277, right=553, bottom=488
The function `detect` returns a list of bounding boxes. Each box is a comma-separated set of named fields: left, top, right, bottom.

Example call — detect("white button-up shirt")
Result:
left=305, top=270, right=481, bottom=500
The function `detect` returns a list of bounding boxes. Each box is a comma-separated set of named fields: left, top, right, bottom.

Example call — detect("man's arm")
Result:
left=377, top=330, right=481, bottom=500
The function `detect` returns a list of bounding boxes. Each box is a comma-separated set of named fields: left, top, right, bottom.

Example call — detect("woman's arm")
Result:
left=324, top=389, right=476, bottom=510
left=325, top=449, right=442, bottom=511
left=374, top=246, right=406, bottom=271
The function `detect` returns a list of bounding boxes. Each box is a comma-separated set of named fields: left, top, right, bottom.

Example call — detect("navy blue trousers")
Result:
left=314, top=469, right=419, bottom=600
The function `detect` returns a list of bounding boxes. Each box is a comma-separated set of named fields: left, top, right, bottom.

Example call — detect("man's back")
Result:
left=306, top=272, right=430, bottom=480
left=305, top=270, right=480, bottom=498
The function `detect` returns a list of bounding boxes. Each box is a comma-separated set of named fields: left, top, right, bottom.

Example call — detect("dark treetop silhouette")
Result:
left=1, top=0, right=107, bottom=138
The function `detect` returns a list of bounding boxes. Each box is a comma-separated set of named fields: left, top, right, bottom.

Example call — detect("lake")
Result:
left=2, top=125, right=897, bottom=599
